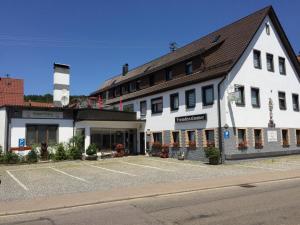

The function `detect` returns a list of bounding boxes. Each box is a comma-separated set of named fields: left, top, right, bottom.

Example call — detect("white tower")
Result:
left=53, top=63, right=70, bottom=107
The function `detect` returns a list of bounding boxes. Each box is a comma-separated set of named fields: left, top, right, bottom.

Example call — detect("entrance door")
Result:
left=140, top=132, right=145, bottom=155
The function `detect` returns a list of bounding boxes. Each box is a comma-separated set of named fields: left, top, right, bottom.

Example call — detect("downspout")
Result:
left=5, top=107, right=10, bottom=153
left=217, top=75, right=227, bottom=164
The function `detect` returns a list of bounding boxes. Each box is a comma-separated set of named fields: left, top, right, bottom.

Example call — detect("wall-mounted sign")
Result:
left=267, top=130, right=278, bottom=142
left=224, top=130, right=230, bottom=139
left=18, top=138, right=25, bottom=147
left=22, top=110, right=63, bottom=119
left=175, top=114, right=207, bottom=123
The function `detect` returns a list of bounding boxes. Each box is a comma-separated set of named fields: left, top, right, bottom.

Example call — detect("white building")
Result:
left=90, top=6, right=300, bottom=160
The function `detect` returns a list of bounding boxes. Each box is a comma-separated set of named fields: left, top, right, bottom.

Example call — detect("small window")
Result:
left=151, top=97, right=163, bottom=114
left=251, top=88, right=260, bottom=108
left=253, top=50, right=261, bottom=69
left=237, top=129, right=247, bottom=149
left=172, top=131, right=180, bottom=147
left=265, top=23, right=270, bottom=35
left=185, top=61, right=193, bottom=75
left=114, top=86, right=121, bottom=97
left=129, top=82, right=136, bottom=92
left=123, top=104, right=134, bottom=112
left=140, top=101, right=147, bottom=116
left=282, top=129, right=289, bottom=147
left=235, top=85, right=245, bottom=106
left=266, top=53, right=274, bottom=72
left=279, top=57, right=286, bottom=75
left=149, top=75, right=154, bottom=86
left=296, top=130, right=300, bottom=146
left=202, top=85, right=214, bottom=106
left=170, top=93, right=179, bottom=111
left=153, top=132, right=162, bottom=144
left=292, top=94, right=299, bottom=111
left=205, top=130, right=215, bottom=147
left=254, top=129, right=263, bottom=149
left=121, top=84, right=129, bottom=94
left=165, top=69, right=173, bottom=81
left=278, top=92, right=286, bottom=110
left=185, top=89, right=196, bottom=108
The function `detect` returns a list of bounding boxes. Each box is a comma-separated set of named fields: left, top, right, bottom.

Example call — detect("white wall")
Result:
left=120, top=78, right=222, bottom=132
left=0, top=108, right=7, bottom=151
left=224, top=16, right=300, bottom=128
left=10, top=118, right=73, bottom=148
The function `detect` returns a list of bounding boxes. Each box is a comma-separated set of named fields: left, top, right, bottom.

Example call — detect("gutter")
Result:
left=217, top=75, right=227, bottom=164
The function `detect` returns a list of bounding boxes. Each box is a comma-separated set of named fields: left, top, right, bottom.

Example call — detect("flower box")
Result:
left=238, top=141, right=248, bottom=150
left=188, top=141, right=196, bottom=150
left=282, top=141, right=290, bottom=148
left=254, top=142, right=263, bottom=149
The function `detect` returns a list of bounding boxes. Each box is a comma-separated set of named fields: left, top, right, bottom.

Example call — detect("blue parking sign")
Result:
left=19, top=138, right=25, bottom=147
left=224, top=130, right=230, bottom=139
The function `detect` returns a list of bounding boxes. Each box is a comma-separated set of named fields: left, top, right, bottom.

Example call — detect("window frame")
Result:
left=202, top=85, right=214, bottom=106
left=165, top=68, right=173, bottom=81
left=251, top=87, right=260, bottom=108
left=151, top=97, right=163, bottom=114
left=296, top=129, right=300, bottom=146
left=235, top=85, right=245, bottom=106
left=185, top=89, right=196, bottom=109
left=26, top=124, right=58, bottom=146
left=292, top=93, right=299, bottom=112
left=281, top=129, right=289, bottom=147
left=253, top=129, right=263, bottom=149
left=185, top=61, right=193, bottom=75
left=266, top=53, right=274, bottom=72
left=170, top=93, right=179, bottom=111
left=278, top=57, right=286, bottom=75
left=152, top=132, right=162, bottom=144
left=204, top=129, right=215, bottom=147
left=253, top=49, right=262, bottom=69
left=278, top=91, right=287, bottom=110
left=140, top=100, right=147, bottom=116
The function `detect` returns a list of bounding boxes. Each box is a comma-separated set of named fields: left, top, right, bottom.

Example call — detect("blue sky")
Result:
left=0, top=0, right=299, bottom=95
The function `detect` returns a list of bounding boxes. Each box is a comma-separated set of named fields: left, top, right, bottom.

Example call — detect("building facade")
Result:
left=90, top=6, right=300, bottom=160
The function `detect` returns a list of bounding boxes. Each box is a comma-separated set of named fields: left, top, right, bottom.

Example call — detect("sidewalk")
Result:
left=1, top=168, right=300, bottom=216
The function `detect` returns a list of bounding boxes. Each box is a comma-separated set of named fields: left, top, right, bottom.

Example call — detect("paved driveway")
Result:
left=1, top=155, right=300, bottom=201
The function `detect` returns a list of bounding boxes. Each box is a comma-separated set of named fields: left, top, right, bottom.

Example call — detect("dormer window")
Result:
left=185, top=61, right=193, bottom=75
left=129, top=82, right=136, bottom=92
left=165, top=69, right=173, bottom=81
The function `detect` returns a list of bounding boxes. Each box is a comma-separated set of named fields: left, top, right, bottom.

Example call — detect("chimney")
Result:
left=53, top=63, right=70, bottom=107
left=122, top=63, right=129, bottom=76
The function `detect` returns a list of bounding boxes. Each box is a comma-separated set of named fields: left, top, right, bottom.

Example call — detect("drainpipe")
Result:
left=5, top=107, right=9, bottom=153
left=217, top=75, right=227, bottom=164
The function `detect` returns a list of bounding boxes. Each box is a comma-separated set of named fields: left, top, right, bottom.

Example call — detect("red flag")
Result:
left=119, top=96, right=123, bottom=111
left=98, top=95, right=103, bottom=110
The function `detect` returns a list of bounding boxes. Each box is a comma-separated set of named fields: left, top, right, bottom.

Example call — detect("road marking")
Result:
left=234, top=164, right=285, bottom=171
left=6, top=170, right=29, bottom=191
left=84, top=163, right=137, bottom=177
left=122, top=161, right=175, bottom=172
left=50, top=167, right=88, bottom=183
left=145, top=158, right=208, bottom=168
left=8, top=167, right=51, bottom=172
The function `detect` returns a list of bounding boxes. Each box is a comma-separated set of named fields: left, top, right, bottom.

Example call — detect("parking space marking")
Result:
left=85, top=163, right=137, bottom=177
left=6, top=170, right=29, bottom=191
left=8, top=167, right=51, bottom=172
left=122, top=161, right=175, bottom=172
left=234, top=164, right=286, bottom=171
left=50, top=167, right=88, bottom=183
left=145, top=158, right=208, bottom=168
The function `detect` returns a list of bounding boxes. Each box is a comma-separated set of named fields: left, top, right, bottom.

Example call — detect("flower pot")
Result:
left=209, top=157, right=219, bottom=165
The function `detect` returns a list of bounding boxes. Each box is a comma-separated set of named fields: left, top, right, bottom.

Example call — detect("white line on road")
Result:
left=6, top=170, right=29, bottom=191
left=122, top=161, right=175, bottom=172
left=50, top=167, right=88, bottom=183
left=84, top=163, right=137, bottom=177
left=8, top=167, right=51, bottom=172
left=234, top=164, right=286, bottom=171
left=145, top=158, right=208, bottom=168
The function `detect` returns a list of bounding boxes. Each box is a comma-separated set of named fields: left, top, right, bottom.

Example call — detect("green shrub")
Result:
left=2, top=152, right=20, bottom=164
left=68, top=146, right=82, bottom=160
left=69, top=134, right=84, bottom=153
left=204, top=147, right=220, bottom=165
left=86, top=144, right=97, bottom=156
left=54, top=144, right=68, bottom=161
left=27, top=149, right=38, bottom=163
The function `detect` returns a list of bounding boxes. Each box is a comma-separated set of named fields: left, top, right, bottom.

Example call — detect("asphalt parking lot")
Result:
left=1, top=155, right=300, bottom=202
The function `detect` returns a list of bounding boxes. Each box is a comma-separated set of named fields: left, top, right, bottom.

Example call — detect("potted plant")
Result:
left=204, top=147, right=220, bottom=165
left=172, top=142, right=180, bottom=149
left=238, top=141, right=248, bottom=150
left=160, top=144, right=169, bottom=158
left=177, top=150, right=185, bottom=160
left=151, top=142, right=162, bottom=157
left=282, top=140, right=289, bottom=148
left=255, top=141, right=263, bottom=149
left=188, top=141, right=196, bottom=150
left=115, top=144, right=125, bottom=157
left=85, top=143, right=98, bottom=160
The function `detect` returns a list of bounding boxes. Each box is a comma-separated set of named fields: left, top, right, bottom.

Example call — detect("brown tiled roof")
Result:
left=92, top=6, right=300, bottom=104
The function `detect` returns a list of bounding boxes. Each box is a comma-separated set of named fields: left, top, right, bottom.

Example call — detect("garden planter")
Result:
left=209, top=157, right=219, bottom=165
left=85, top=155, right=98, bottom=160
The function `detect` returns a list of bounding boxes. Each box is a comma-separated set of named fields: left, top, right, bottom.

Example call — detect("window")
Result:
left=26, top=125, right=58, bottom=146
left=149, top=75, right=154, bottom=86
left=187, top=130, right=195, bottom=142
left=153, top=132, right=162, bottom=144
left=202, top=85, right=214, bottom=106
left=185, top=89, right=196, bottom=108
left=172, top=131, right=180, bottom=147
left=185, top=61, right=193, bottom=75
left=123, top=104, right=134, bottom=112
left=282, top=129, right=289, bottom=147
left=140, top=101, right=147, bottom=116
left=170, top=93, right=179, bottom=111
left=151, top=97, right=163, bottom=114
left=279, top=57, right=286, bottom=75
left=114, top=87, right=121, bottom=97
left=237, top=129, right=247, bottom=149
left=253, top=50, right=261, bottom=69
left=266, top=53, right=274, bottom=72
left=292, top=94, right=299, bottom=111
left=129, top=82, right=136, bottom=92
left=265, top=23, right=270, bottom=35
left=278, top=92, right=286, bottom=110
left=254, top=129, right=263, bottom=149
left=251, top=88, right=260, bottom=107
left=205, top=130, right=215, bottom=147
left=165, top=69, right=173, bottom=81
left=235, top=85, right=245, bottom=106
left=296, top=130, right=300, bottom=146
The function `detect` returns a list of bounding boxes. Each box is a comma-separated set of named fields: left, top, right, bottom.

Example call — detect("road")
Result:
left=1, top=178, right=299, bottom=225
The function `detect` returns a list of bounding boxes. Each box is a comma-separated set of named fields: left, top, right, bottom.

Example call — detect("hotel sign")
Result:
left=175, top=114, right=207, bottom=123
left=22, top=110, right=63, bottom=119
